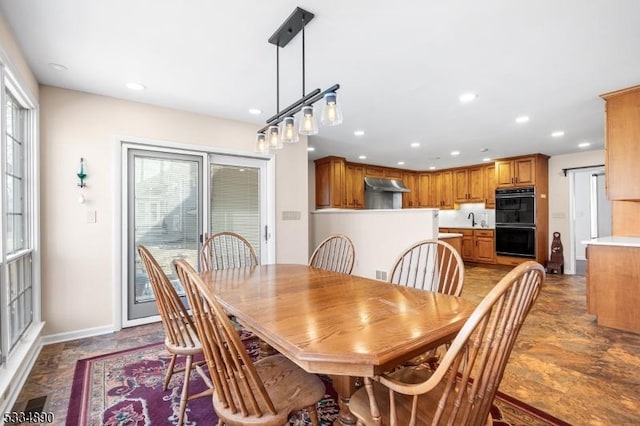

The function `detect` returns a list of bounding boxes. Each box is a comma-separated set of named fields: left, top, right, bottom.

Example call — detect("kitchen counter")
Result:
left=582, top=236, right=640, bottom=247
left=438, top=232, right=463, bottom=238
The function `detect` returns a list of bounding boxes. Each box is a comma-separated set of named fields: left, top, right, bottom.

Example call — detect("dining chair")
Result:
left=173, top=258, right=326, bottom=426
left=389, top=239, right=464, bottom=296
left=309, top=234, right=356, bottom=274
left=137, top=245, right=212, bottom=426
left=349, top=260, right=545, bottom=426
left=200, top=231, right=258, bottom=272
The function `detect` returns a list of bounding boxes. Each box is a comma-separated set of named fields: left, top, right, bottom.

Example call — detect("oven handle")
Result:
left=495, top=194, right=535, bottom=199
left=496, top=224, right=536, bottom=229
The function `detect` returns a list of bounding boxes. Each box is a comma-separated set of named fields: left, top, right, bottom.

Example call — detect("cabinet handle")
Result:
left=515, top=177, right=519, bottom=183
left=511, top=177, right=514, bottom=184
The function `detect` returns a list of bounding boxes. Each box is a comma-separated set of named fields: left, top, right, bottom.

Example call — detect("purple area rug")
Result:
left=67, top=338, right=570, bottom=425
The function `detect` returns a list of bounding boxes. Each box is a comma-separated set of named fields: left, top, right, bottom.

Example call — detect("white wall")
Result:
left=40, top=86, right=309, bottom=336
left=548, top=149, right=605, bottom=273
left=312, top=209, right=438, bottom=279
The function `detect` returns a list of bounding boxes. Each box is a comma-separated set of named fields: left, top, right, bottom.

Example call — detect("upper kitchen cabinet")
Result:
left=453, top=166, right=484, bottom=203
left=484, top=163, right=496, bottom=208
left=495, top=154, right=549, bottom=188
left=345, top=163, right=365, bottom=208
left=402, top=171, right=417, bottom=208
left=431, top=170, right=454, bottom=209
left=384, top=168, right=403, bottom=179
left=600, top=85, right=640, bottom=200
left=364, top=165, right=384, bottom=178
left=315, top=156, right=346, bottom=208
left=416, top=172, right=432, bottom=207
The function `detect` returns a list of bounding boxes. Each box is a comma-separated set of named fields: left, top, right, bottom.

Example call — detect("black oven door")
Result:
left=495, top=226, right=536, bottom=258
left=495, top=196, right=535, bottom=225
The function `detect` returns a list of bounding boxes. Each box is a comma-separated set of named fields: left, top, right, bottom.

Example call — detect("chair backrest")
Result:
left=389, top=239, right=464, bottom=296
left=137, top=245, right=199, bottom=349
left=200, top=231, right=258, bottom=271
left=173, top=258, right=277, bottom=420
left=370, top=261, right=544, bottom=426
left=309, top=234, right=355, bottom=274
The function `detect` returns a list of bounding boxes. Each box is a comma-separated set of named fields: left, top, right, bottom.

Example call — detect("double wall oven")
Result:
left=495, top=187, right=536, bottom=258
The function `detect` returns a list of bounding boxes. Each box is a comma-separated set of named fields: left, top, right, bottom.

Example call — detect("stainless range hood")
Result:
left=364, top=177, right=410, bottom=209
left=364, top=177, right=411, bottom=193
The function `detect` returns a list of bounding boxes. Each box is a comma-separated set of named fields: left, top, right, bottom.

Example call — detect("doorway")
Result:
left=571, top=167, right=611, bottom=275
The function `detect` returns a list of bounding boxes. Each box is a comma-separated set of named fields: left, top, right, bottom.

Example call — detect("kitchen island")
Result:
left=583, top=236, right=640, bottom=333
left=311, top=208, right=439, bottom=279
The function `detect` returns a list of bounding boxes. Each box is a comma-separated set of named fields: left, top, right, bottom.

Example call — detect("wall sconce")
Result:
left=77, top=158, right=87, bottom=204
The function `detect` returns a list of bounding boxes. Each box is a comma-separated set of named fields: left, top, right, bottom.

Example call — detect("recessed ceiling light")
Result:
left=480, top=148, right=488, bottom=152
left=126, top=82, right=146, bottom=91
left=482, top=157, right=492, bottom=162
left=578, top=142, right=591, bottom=148
left=429, top=166, right=436, bottom=170
left=459, top=93, right=477, bottom=103
left=248, top=108, right=262, bottom=115
left=358, top=155, right=367, bottom=160
left=354, top=130, right=365, bottom=137
left=307, top=147, right=315, bottom=152
left=48, top=62, right=67, bottom=71
left=397, top=161, right=405, bottom=165
left=515, top=116, right=530, bottom=124
left=551, top=130, right=565, bottom=138
left=410, top=142, right=420, bottom=148
left=451, top=150, right=460, bottom=156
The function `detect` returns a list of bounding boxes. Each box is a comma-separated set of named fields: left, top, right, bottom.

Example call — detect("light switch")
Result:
left=87, top=210, right=97, bottom=223
left=282, top=211, right=301, bottom=220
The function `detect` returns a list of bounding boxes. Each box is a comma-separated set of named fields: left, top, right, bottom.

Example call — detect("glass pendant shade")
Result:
left=281, top=116, right=299, bottom=144
left=255, top=132, right=269, bottom=154
left=298, top=105, right=319, bottom=135
left=321, top=92, right=343, bottom=126
left=267, top=125, right=283, bottom=149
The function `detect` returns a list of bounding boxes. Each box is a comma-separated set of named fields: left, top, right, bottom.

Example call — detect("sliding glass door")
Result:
left=126, top=148, right=204, bottom=321
left=123, top=146, right=272, bottom=324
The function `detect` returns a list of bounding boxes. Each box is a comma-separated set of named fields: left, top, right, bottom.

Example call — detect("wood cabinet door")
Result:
left=384, top=168, right=403, bottom=179
left=440, top=171, right=454, bottom=209
left=315, top=161, right=331, bottom=208
left=603, top=88, right=640, bottom=200
left=330, top=159, right=346, bottom=208
left=402, top=172, right=417, bottom=208
left=475, top=237, right=495, bottom=263
left=453, top=169, right=469, bottom=203
left=514, top=157, right=536, bottom=186
left=417, top=173, right=431, bottom=207
left=467, top=166, right=485, bottom=202
left=484, top=164, right=496, bottom=208
left=495, top=160, right=514, bottom=187
left=364, top=165, right=384, bottom=177
left=345, top=164, right=364, bottom=208
left=461, top=234, right=475, bottom=260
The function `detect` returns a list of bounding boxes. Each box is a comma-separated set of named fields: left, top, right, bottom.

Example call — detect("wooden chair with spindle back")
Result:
left=173, top=258, right=326, bottom=426
left=137, top=245, right=212, bottom=426
left=200, top=231, right=258, bottom=272
left=349, top=261, right=545, bottom=426
left=389, top=239, right=464, bottom=296
left=309, top=234, right=355, bottom=274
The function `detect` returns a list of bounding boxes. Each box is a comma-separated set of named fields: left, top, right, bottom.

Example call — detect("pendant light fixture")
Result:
left=255, top=7, right=342, bottom=154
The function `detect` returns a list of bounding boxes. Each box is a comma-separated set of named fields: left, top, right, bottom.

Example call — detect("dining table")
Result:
left=199, top=264, right=476, bottom=426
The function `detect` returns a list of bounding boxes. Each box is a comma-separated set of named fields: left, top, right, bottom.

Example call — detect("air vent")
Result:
left=375, top=270, right=388, bottom=281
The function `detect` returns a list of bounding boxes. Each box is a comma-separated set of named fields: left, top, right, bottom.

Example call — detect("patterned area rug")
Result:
left=67, top=338, right=570, bottom=425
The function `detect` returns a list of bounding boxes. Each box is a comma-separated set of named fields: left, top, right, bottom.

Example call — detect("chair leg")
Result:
left=177, top=355, right=193, bottom=426
left=307, top=404, right=319, bottom=426
left=164, top=354, right=177, bottom=391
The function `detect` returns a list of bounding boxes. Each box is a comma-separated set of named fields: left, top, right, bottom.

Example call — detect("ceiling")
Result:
left=1, top=0, right=639, bottom=170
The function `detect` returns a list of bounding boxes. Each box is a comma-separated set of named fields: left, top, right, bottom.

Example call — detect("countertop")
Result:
left=312, top=208, right=438, bottom=214
left=582, top=236, right=640, bottom=247
left=439, top=232, right=463, bottom=238
left=439, top=226, right=495, bottom=230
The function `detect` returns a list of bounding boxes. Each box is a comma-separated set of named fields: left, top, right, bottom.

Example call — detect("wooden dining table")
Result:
left=199, top=264, right=476, bottom=426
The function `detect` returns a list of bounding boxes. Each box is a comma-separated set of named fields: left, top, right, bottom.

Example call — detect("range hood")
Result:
left=364, top=177, right=411, bottom=193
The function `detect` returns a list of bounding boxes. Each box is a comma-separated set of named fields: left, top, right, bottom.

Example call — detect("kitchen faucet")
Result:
left=468, top=212, right=477, bottom=227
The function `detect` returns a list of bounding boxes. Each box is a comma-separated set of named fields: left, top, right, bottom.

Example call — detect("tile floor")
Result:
left=10, top=263, right=640, bottom=425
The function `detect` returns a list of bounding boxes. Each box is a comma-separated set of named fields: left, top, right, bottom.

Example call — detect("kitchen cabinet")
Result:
left=484, top=164, right=496, bottom=208
left=495, top=156, right=537, bottom=188
left=345, top=163, right=365, bottom=208
left=384, top=168, right=403, bottom=179
left=453, top=166, right=484, bottom=203
left=402, top=171, right=417, bottom=208
left=441, top=228, right=495, bottom=264
left=416, top=172, right=431, bottom=207
left=315, top=156, right=346, bottom=208
left=364, top=165, right=384, bottom=178
left=600, top=85, right=640, bottom=200
left=430, top=171, right=454, bottom=209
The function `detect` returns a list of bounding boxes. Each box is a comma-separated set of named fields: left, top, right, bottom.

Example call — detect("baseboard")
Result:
left=40, top=324, right=116, bottom=345
left=0, top=321, right=45, bottom=416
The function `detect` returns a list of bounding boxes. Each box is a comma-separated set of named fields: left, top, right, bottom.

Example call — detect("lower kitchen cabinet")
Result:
left=440, top=228, right=495, bottom=264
